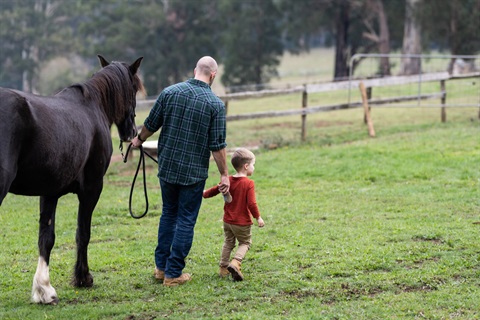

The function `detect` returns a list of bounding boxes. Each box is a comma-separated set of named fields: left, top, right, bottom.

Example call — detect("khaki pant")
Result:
left=220, top=222, right=252, bottom=267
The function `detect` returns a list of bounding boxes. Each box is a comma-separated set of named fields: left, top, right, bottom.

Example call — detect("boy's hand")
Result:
left=257, top=217, right=265, bottom=228
left=223, top=191, right=232, bottom=203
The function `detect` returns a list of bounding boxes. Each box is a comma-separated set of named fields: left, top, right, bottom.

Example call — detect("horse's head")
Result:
left=97, top=55, right=145, bottom=142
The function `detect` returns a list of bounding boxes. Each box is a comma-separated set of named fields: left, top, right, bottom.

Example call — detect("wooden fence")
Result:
left=137, top=71, right=479, bottom=141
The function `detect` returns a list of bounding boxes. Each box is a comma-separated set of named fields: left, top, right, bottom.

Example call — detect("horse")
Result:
left=0, top=55, right=144, bottom=305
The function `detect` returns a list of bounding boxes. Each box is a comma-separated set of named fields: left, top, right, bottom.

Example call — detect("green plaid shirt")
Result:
left=143, top=78, right=227, bottom=185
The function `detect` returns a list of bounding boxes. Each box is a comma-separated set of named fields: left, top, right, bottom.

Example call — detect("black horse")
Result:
left=0, top=55, right=144, bottom=304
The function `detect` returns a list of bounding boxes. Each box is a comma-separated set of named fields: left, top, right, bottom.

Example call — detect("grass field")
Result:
left=1, top=49, right=480, bottom=319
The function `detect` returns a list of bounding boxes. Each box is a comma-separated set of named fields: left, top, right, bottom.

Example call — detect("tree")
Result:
left=77, top=0, right=221, bottom=95
left=362, top=0, right=392, bottom=76
left=279, top=0, right=402, bottom=80
left=219, top=0, right=283, bottom=92
left=417, top=0, right=480, bottom=73
left=400, top=0, right=422, bottom=75
left=0, top=0, right=75, bottom=92
left=330, top=0, right=399, bottom=78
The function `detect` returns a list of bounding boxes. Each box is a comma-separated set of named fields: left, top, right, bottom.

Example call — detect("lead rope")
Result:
left=120, top=142, right=158, bottom=219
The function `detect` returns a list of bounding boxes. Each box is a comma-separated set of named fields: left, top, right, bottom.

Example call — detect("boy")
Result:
left=203, top=148, right=265, bottom=281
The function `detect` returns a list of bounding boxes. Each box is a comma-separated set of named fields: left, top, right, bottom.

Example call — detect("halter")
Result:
left=120, top=142, right=158, bottom=219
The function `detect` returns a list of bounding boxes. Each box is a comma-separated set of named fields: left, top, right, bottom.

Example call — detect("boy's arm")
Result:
left=257, top=217, right=265, bottom=227
left=203, top=185, right=221, bottom=199
left=246, top=180, right=261, bottom=219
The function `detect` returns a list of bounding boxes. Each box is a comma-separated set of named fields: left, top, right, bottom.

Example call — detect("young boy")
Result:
left=203, top=148, right=265, bottom=281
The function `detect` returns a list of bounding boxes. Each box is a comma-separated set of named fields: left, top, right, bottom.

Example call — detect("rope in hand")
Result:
left=120, top=142, right=158, bottom=219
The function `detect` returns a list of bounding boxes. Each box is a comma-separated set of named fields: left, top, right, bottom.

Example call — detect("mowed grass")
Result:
left=1, top=106, right=479, bottom=319
left=1, top=48, right=480, bottom=319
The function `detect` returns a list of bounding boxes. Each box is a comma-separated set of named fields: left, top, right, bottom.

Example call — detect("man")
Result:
left=131, top=56, right=229, bottom=286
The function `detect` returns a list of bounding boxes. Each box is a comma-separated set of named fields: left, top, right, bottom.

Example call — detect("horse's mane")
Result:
left=73, top=61, right=145, bottom=123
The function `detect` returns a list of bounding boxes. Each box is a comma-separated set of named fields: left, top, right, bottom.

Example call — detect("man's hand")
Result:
left=218, top=174, right=230, bottom=194
left=212, top=148, right=230, bottom=194
left=131, top=136, right=144, bottom=148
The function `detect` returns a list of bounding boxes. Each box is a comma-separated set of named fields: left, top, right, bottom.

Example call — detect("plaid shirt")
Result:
left=143, top=78, right=227, bottom=185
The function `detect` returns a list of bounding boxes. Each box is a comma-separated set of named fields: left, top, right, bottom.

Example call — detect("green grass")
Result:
left=1, top=48, right=480, bottom=319
left=1, top=108, right=479, bottom=319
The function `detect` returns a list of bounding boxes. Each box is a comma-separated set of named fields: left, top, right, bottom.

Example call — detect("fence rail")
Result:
left=137, top=54, right=479, bottom=141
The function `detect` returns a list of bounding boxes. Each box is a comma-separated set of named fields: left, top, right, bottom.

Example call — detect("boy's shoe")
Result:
left=227, top=259, right=244, bottom=281
left=219, top=267, right=230, bottom=277
left=154, top=268, right=165, bottom=281
left=163, top=273, right=192, bottom=287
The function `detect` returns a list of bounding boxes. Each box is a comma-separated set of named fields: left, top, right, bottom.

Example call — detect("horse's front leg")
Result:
left=73, top=185, right=102, bottom=288
left=32, top=196, right=59, bottom=305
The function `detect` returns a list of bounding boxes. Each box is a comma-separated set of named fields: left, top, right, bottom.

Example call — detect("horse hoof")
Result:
left=73, top=273, right=94, bottom=288
left=32, top=292, right=59, bottom=305
left=48, top=296, right=60, bottom=305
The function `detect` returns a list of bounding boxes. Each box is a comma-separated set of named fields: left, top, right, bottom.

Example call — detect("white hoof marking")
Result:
left=31, top=257, right=58, bottom=305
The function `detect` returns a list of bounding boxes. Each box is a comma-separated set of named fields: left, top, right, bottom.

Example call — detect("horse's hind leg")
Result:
left=0, top=163, right=15, bottom=206
left=73, top=185, right=102, bottom=288
left=32, top=196, right=59, bottom=305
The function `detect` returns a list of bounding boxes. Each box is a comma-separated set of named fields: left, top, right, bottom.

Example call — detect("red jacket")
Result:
left=203, top=176, right=260, bottom=226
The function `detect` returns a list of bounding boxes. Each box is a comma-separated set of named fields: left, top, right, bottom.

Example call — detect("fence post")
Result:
left=440, top=80, right=446, bottom=122
left=224, top=99, right=229, bottom=115
left=359, top=81, right=375, bottom=137
left=364, top=87, right=372, bottom=124
left=301, top=85, right=307, bottom=142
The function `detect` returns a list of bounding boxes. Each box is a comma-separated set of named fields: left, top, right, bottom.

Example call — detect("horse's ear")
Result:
left=129, top=57, right=143, bottom=75
left=97, top=55, right=110, bottom=68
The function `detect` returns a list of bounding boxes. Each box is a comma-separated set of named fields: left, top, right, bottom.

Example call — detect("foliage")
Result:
left=278, top=0, right=407, bottom=78
left=77, top=0, right=219, bottom=95
left=0, top=0, right=75, bottom=91
left=219, top=0, right=284, bottom=92
left=418, top=0, right=480, bottom=55
left=0, top=0, right=478, bottom=95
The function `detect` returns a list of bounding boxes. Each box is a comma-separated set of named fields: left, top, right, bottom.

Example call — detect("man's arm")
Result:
left=212, top=148, right=230, bottom=194
left=131, top=127, right=154, bottom=148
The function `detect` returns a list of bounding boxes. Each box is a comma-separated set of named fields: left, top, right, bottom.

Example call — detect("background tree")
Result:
left=279, top=0, right=404, bottom=80
left=417, top=0, right=480, bottom=73
left=219, top=0, right=283, bottom=92
left=400, top=0, right=422, bottom=75
left=138, top=0, right=220, bottom=94
left=0, top=0, right=478, bottom=95
left=0, top=0, right=74, bottom=92
left=361, top=0, right=391, bottom=76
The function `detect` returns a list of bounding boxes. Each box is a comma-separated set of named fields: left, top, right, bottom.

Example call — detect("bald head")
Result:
left=194, top=56, right=218, bottom=85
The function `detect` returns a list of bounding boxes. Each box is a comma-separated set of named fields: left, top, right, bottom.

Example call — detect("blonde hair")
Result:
left=231, top=148, right=255, bottom=171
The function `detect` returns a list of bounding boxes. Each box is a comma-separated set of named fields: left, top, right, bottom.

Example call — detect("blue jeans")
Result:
left=155, top=179, right=205, bottom=278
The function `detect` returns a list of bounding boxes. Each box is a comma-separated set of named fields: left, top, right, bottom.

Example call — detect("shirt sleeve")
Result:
left=208, top=100, right=227, bottom=151
left=203, top=185, right=220, bottom=198
left=143, top=92, right=165, bottom=132
left=246, top=180, right=260, bottom=219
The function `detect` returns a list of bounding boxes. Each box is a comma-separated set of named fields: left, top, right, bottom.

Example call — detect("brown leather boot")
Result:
left=219, top=267, right=230, bottom=277
left=227, top=259, right=244, bottom=281
left=163, top=273, right=192, bottom=287
left=154, top=268, right=165, bottom=281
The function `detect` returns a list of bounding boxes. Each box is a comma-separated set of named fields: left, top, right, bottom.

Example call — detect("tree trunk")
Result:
left=377, top=0, right=391, bottom=76
left=401, top=0, right=422, bottom=75
left=333, top=2, right=350, bottom=81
